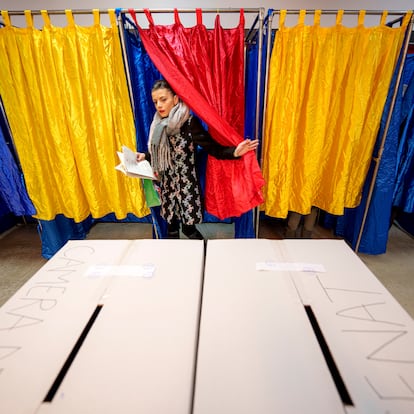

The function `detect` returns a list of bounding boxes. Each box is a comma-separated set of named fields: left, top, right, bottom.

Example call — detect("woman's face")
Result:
left=152, top=88, right=178, bottom=118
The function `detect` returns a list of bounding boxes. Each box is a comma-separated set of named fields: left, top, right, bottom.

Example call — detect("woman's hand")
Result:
left=234, top=139, right=259, bottom=157
left=136, top=152, right=146, bottom=162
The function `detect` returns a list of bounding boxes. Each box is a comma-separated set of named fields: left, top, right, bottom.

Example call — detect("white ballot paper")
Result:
left=115, top=145, right=156, bottom=180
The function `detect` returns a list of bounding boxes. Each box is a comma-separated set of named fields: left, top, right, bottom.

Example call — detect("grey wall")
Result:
left=3, top=0, right=413, bottom=10
left=1, top=1, right=413, bottom=29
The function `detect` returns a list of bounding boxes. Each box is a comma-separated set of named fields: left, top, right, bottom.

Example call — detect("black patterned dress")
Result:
left=152, top=115, right=237, bottom=226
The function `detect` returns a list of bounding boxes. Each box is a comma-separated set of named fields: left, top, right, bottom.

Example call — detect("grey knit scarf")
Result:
left=148, top=102, right=190, bottom=173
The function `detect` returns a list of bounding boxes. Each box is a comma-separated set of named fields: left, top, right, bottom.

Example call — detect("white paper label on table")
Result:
left=256, top=261, right=326, bottom=273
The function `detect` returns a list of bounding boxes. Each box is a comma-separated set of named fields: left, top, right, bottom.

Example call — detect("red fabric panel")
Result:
left=138, top=10, right=264, bottom=219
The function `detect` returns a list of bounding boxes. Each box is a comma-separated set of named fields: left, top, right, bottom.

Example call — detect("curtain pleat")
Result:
left=263, top=10, right=411, bottom=218
left=0, top=10, right=149, bottom=223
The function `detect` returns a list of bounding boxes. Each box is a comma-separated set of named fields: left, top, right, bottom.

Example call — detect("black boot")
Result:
left=167, top=218, right=180, bottom=239
left=182, top=224, right=203, bottom=240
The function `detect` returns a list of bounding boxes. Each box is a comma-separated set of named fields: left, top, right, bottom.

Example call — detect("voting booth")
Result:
left=1, top=238, right=413, bottom=414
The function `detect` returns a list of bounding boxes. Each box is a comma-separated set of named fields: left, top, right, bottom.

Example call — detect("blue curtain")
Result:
left=393, top=54, right=414, bottom=213
left=0, top=102, right=36, bottom=218
left=326, top=52, right=414, bottom=254
left=38, top=214, right=93, bottom=258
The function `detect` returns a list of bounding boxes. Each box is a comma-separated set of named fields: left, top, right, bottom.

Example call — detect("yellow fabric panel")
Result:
left=0, top=11, right=149, bottom=222
left=262, top=11, right=412, bottom=218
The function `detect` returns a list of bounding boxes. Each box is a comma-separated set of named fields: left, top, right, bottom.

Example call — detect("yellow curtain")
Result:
left=262, top=10, right=412, bottom=218
left=0, top=9, right=149, bottom=221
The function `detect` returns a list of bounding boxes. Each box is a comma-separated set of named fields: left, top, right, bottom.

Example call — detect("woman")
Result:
left=137, top=79, right=258, bottom=239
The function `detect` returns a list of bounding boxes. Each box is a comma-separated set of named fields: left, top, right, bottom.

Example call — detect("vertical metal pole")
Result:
left=261, top=10, right=275, bottom=170
left=254, top=8, right=265, bottom=238
left=355, top=14, right=414, bottom=252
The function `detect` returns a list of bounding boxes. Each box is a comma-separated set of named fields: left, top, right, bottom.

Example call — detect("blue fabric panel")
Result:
left=0, top=108, right=36, bottom=217
left=234, top=209, right=255, bottom=238
left=39, top=215, right=94, bottom=259
left=245, top=41, right=259, bottom=140
left=393, top=54, right=414, bottom=212
left=401, top=55, right=414, bottom=122
left=393, top=104, right=414, bottom=212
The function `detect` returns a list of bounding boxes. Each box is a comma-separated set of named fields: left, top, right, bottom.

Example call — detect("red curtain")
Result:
left=135, top=8, right=264, bottom=219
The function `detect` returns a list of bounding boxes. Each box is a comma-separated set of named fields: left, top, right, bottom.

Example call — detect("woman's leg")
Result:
left=167, top=216, right=180, bottom=239
left=182, top=223, right=204, bottom=240
left=302, top=207, right=318, bottom=238
left=285, top=212, right=302, bottom=238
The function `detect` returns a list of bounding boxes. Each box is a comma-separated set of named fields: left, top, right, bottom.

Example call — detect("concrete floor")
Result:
left=1, top=219, right=413, bottom=318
